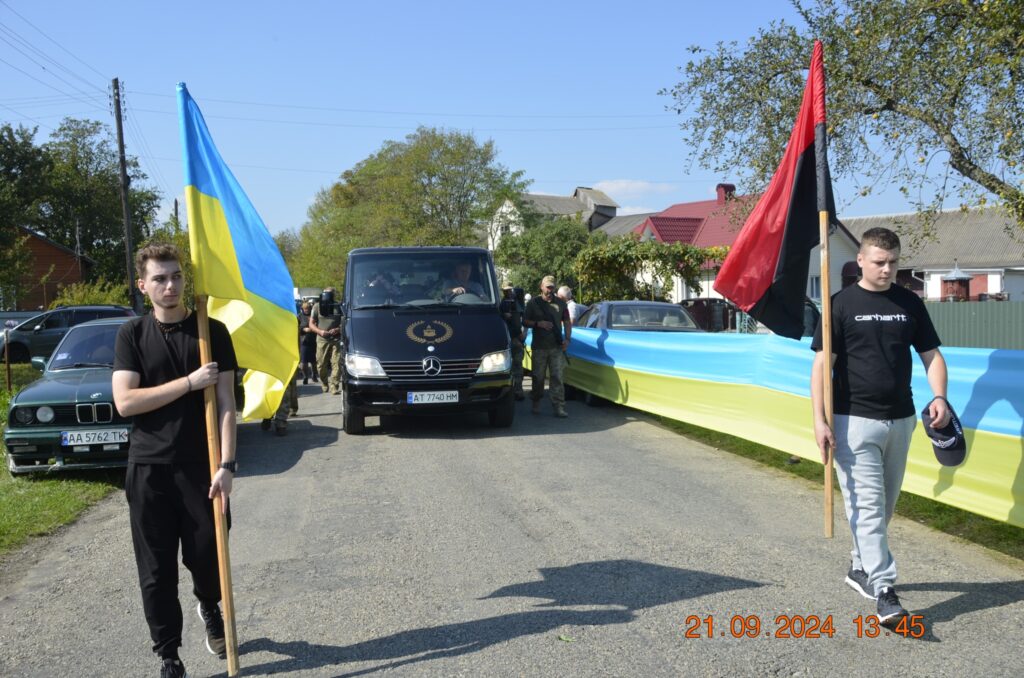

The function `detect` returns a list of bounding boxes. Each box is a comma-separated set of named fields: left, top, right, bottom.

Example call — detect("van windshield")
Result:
left=349, top=252, right=498, bottom=309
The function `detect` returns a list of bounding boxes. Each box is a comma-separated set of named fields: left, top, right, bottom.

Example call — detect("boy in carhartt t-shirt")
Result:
left=811, top=227, right=949, bottom=626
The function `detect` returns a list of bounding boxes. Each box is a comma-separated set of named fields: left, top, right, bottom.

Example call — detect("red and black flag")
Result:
left=714, top=40, right=837, bottom=340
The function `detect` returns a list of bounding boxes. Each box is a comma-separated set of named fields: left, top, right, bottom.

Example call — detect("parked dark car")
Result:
left=4, top=317, right=131, bottom=474
left=679, top=297, right=745, bottom=332
left=679, top=297, right=820, bottom=337
left=575, top=301, right=702, bottom=332
left=0, top=305, right=135, bottom=363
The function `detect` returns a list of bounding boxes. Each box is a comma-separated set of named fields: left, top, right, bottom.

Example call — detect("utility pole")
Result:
left=112, top=78, right=139, bottom=312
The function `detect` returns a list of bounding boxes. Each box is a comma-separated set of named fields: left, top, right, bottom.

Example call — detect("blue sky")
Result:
left=1, top=0, right=941, bottom=235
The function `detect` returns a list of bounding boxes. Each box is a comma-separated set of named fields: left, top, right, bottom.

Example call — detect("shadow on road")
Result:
left=236, top=418, right=340, bottom=478
left=235, top=559, right=764, bottom=676
left=373, top=398, right=639, bottom=440
left=896, top=579, right=1024, bottom=643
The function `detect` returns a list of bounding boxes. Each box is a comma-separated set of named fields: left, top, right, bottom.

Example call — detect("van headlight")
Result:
left=345, top=354, right=386, bottom=378
left=477, top=349, right=511, bottom=374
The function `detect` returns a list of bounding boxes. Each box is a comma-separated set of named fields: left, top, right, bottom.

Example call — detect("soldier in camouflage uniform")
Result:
left=523, top=275, right=572, bottom=417
left=309, top=287, right=343, bottom=395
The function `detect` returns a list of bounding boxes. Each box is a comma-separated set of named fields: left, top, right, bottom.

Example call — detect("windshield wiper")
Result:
left=52, top=362, right=113, bottom=370
left=396, top=301, right=461, bottom=308
left=353, top=303, right=400, bottom=310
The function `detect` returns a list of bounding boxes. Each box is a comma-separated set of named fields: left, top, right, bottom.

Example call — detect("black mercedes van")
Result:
left=338, top=247, right=514, bottom=434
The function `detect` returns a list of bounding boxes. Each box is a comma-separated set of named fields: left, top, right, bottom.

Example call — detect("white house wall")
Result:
left=487, top=200, right=523, bottom=250
left=669, top=238, right=857, bottom=303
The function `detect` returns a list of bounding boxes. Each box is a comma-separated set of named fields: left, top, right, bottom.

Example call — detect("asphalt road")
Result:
left=1, top=382, right=1023, bottom=677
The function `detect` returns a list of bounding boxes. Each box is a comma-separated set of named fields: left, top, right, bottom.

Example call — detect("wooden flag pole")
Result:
left=819, top=211, right=835, bottom=538
left=196, top=295, right=240, bottom=675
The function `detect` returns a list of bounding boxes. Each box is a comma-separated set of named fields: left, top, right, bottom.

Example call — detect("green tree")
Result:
left=289, top=188, right=352, bottom=289
left=297, top=127, right=529, bottom=281
left=0, top=124, right=50, bottom=306
left=41, top=118, right=160, bottom=282
left=661, top=0, right=1024, bottom=231
left=493, top=216, right=596, bottom=294
left=572, top=235, right=728, bottom=302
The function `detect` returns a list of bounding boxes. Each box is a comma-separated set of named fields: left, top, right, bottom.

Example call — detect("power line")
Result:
left=121, top=85, right=174, bottom=199
left=1, top=93, right=104, bottom=106
left=128, top=106, right=677, bottom=133
left=0, top=102, right=50, bottom=129
left=0, top=55, right=106, bottom=112
left=127, top=89, right=675, bottom=120
left=0, top=21, right=106, bottom=95
left=0, top=0, right=108, bottom=81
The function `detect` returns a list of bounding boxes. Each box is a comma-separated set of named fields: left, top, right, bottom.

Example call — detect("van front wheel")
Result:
left=488, top=392, right=515, bottom=428
left=342, top=390, right=365, bottom=435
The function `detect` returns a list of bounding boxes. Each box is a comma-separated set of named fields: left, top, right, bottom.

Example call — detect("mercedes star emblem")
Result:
left=422, top=356, right=442, bottom=376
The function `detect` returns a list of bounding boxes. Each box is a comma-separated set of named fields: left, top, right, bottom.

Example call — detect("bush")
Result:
left=49, top=277, right=130, bottom=308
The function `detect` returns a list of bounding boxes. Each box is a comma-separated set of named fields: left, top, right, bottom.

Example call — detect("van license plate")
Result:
left=61, top=429, right=129, bottom=446
left=407, top=391, right=458, bottom=404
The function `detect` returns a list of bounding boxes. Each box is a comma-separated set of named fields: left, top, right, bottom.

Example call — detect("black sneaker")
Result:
left=260, top=419, right=271, bottom=431
left=876, top=586, right=908, bottom=625
left=160, top=658, right=188, bottom=678
left=197, top=602, right=226, bottom=657
left=845, top=567, right=875, bottom=600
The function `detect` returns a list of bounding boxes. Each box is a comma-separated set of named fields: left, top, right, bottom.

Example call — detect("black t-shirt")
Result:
left=811, top=284, right=941, bottom=419
left=114, top=313, right=238, bottom=464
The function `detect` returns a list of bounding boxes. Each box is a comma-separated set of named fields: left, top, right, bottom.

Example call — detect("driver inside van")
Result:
left=442, top=262, right=484, bottom=298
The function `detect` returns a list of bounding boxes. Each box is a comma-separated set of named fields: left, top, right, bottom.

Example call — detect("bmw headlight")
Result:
left=36, top=406, right=55, bottom=423
left=477, top=349, right=511, bottom=374
left=13, top=407, right=33, bottom=425
left=345, top=354, right=387, bottom=378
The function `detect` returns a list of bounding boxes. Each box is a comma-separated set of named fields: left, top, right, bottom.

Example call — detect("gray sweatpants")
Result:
left=833, top=413, right=916, bottom=595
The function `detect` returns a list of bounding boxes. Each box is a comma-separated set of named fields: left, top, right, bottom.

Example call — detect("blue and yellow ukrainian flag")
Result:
left=177, top=83, right=297, bottom=421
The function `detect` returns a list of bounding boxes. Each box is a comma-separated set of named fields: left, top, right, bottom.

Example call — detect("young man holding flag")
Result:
left=811, top=227, right=949, bottom=625
left=113, top=243, right=238, bottom=678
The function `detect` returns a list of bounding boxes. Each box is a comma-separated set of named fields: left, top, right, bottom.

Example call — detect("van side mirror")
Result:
left=33, top=325, right=42, bottom=333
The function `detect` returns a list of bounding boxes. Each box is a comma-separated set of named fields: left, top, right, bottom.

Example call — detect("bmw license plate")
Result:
left=61, top=429, right=129, bottom=446
left=407, top=391, right=458, bottom=404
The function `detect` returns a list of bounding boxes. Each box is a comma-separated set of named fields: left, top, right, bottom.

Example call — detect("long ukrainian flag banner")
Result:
left=177, top=83, right=297, bottom=421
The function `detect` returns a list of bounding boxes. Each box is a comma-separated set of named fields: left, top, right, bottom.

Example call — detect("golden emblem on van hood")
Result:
left=406, top=320, right=454, bottom=345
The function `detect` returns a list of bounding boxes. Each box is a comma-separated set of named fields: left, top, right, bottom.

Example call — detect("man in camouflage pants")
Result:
left=523, top=275, right=572, bottom=418
left=309, top=287, right=342, bottom=395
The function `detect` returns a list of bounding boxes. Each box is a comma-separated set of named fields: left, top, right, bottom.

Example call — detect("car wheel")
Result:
left=342, top=388, right=365, bottom=435
left=488, top=392, right=515, bottom=428
left=583, top=390, right=603, bottom=407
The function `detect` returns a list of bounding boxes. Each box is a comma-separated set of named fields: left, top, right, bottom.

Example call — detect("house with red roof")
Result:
left=599, top=183, right=861, bottom=302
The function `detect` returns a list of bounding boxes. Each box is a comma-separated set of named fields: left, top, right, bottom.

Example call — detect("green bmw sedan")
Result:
left=4, top=317, right=131, bottom=474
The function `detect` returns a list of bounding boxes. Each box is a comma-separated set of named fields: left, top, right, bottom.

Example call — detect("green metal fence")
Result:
left=924, top=301, right=1024, bottom=350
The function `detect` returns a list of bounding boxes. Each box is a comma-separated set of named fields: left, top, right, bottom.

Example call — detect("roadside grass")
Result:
left=1, top=363, right=122, bottom=556
left=656, top=416, right=1024, bottom=561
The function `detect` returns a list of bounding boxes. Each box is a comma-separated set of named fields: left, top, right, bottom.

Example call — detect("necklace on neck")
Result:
left=154, top=311, right=189, bottom=335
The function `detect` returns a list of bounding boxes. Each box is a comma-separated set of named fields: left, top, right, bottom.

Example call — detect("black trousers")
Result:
left=126, top=463, right=225, bottom=658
